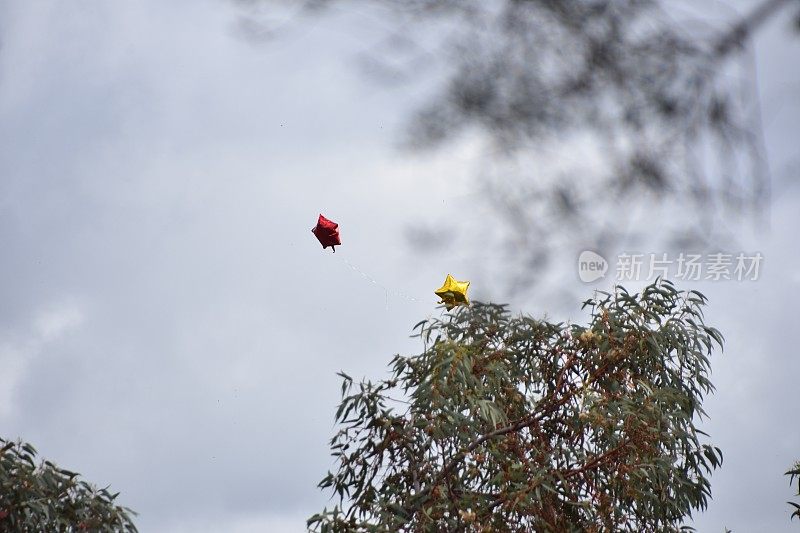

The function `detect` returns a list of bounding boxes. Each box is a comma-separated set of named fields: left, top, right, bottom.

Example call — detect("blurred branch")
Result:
left=244, top=0, right=798, bottom=297
left=715, top=0, right=796, bottom=56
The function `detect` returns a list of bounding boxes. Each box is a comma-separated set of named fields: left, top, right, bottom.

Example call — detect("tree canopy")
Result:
left=0, top=438, right=137, bottom=532
left=309, top=280, right=724, bottom=532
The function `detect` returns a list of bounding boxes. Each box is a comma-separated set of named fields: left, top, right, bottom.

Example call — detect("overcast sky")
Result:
left=0, top=1, right=798, bottom=532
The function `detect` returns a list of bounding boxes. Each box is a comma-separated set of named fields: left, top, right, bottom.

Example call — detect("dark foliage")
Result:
left=788, top=461, right=800, bottom=521
left=0, top=438, right=137, bottom=532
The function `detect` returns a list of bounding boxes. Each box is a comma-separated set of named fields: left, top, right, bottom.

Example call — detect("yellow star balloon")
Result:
left=435, top=274, right=470, bottom=310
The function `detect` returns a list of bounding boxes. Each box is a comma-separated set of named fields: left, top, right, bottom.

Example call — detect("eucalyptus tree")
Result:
left=0, top=438, right=137, bottom=532
left=788, top=461, right=800, bottom=522
left=309, top=280, right=723, bottom=532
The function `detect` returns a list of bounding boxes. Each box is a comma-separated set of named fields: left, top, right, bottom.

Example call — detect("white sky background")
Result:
left=0, top=1, right=797, bottom=532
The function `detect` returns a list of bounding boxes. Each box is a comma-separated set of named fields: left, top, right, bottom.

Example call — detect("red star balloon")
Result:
left=311, top=214, right=341, bottom=252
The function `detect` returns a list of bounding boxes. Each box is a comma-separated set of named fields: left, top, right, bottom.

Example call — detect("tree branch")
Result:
left=715, top=0, right=796, bottom=56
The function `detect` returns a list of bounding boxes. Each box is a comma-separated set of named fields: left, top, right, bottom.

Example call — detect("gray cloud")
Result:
left=0, top=1, right=797, bottom=532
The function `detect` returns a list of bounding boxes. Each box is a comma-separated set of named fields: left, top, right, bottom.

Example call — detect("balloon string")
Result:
left=337, top=256, right=424, bottom=309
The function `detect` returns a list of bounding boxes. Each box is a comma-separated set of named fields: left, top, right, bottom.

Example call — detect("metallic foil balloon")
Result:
left=434, top=274, right=470, bottom=310
left=312, top=214, right=341, bottom=252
